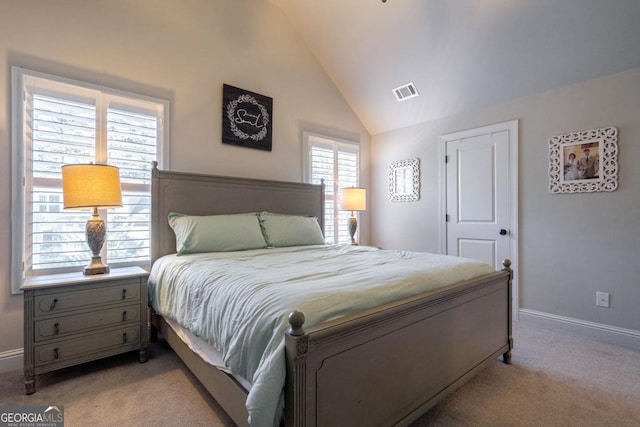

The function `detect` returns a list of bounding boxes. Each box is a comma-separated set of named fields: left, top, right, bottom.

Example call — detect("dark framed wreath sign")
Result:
left=222, top=84, right=273, bottom=151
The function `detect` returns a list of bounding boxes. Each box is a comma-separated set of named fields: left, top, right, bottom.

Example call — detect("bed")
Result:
left=148, top=163, right=513, bottom=427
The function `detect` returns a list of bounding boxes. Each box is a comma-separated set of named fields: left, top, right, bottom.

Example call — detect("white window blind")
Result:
left=30, top=93, right=98, bottom=271
left=11, top=68, right=168, bottom=292
left=304, top=133, right=359, bottom=244
left=106, top=107, right=158, bottom=264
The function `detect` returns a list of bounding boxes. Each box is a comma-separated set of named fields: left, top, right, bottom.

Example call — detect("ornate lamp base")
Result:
left=348, top=214, right=358, bottom=245
left=84, top=209, right=110, bottom=275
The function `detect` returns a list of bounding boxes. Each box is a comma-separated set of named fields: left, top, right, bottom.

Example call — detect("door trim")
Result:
left=438, top=120, right=519, bottom=318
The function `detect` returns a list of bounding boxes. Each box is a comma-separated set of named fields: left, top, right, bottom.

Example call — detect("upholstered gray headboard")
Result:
left=150, top=163, right=325, bottom=263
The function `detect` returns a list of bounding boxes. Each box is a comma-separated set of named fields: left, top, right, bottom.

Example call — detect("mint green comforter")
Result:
left=148, top=245, right=494, bottom=426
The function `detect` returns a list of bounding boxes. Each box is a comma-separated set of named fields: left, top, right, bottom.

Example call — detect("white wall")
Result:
left=372, top=67, right=640, bottom=337
left=0, top=0, right=370, bottom=364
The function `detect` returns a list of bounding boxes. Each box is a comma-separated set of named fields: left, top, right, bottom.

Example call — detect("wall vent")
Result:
left=393, top=82, right=419, bottom=102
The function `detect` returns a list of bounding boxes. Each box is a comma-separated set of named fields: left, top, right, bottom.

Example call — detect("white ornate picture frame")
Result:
left=389, top=158, right=420, bottom=202
left=549, top=126, right=618, bottom=194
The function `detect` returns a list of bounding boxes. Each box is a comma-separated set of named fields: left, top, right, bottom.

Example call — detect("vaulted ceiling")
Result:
left=270, top=0, right=640, bottom=135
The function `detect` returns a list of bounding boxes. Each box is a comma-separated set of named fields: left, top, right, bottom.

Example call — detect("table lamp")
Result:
left=339, top=187, right=366, bottom=245
left=62, top=164, right=122, bottom=275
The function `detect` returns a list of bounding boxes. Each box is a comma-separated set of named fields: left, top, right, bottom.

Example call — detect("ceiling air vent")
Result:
left=393, top=82, right=419, bottom=102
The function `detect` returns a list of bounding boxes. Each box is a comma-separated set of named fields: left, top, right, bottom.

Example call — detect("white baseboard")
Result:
left=0, top=348, right=23, bottom=373
left=519, top=309, right=640, bottom=350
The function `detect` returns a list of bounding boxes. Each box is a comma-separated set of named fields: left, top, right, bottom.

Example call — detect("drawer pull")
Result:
left=53, top=348, right=59, bottom=359
left=122, top=332, right=128, bottom=343
left=122, top=310, right=127, bottom=321
left=121, top=289, right=127, bottom=300
left=50, top=298, right=58, bottom=310
left=53, top=322, right=59, bottom=335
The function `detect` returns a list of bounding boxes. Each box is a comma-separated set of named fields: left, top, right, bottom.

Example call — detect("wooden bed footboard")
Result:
left=284, top=261, right=513, bottom=426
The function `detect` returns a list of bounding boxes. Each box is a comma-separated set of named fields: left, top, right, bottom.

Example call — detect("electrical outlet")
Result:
left=596, top=292, right=610, bottom=308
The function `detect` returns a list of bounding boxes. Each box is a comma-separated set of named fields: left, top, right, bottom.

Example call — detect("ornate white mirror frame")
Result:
left=389, top=158, right=420, bottom=202
left=549, top=126, right=618, bottom=194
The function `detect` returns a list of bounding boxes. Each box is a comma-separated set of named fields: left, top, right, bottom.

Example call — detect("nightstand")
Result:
left=22, top=266, right=149, bottom=394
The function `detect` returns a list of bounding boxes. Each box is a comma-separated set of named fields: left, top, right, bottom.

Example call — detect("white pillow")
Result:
left=168, top=212, right=267, bottom=255
left=258, top=212, right=325, bottom=247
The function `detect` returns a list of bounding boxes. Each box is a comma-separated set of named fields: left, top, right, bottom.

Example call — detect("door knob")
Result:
left=499, top=229, right=508, bottom=236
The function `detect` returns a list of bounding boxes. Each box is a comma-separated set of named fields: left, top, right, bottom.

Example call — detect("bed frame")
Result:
left=149, top=163, right=513, bottom=426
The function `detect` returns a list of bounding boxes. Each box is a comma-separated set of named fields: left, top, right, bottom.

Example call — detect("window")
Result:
left=303, top=132, right=359, bottom=244
left=11, top=67, right=169, bottom=292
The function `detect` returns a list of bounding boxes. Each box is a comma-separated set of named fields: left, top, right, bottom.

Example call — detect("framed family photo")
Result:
left=548, top=126, right=618, bottom=193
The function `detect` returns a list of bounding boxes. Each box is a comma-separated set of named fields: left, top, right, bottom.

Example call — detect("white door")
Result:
left=440, top=121, right=518, bottom=276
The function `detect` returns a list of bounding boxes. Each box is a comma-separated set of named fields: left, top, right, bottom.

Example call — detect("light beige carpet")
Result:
left=1, top=320, right=639, bottom=426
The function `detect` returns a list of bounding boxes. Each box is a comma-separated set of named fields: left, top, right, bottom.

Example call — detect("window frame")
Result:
left=302, top=131, right=360, bottom=244
left=10, top=66, right=170, bottom=294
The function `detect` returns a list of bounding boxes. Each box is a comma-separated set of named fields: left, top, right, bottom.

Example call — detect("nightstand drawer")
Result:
left=34, top=304, right=141, bottom=342
left=34, top=326, right=140, bottom=366
left=34, top=281, right=140, bottom=317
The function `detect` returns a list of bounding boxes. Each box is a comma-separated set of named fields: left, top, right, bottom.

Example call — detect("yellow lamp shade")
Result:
left=62, top=164, right=122, bottom=210
left=339, top=187, right=366, bottom=211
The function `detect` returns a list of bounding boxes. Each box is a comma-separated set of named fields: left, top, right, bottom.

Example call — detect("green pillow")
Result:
left=259, top=212, right=325, bottom=247
left=168, top=212, right=267, bottom=255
